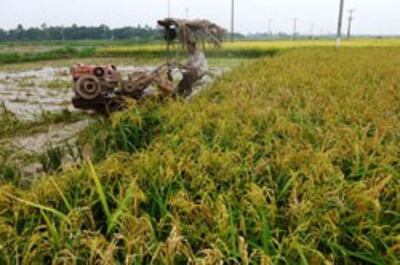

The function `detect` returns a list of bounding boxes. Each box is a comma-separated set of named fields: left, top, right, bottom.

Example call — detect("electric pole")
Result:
left=168, top=0, right=171, bottom=17
left=336, top=0, right=345, bottom=48
left=60, top=27, right=65, bottom=41
left=186, top=7, right=190, bottom=18
left=231, top=0, right=235, bottom=42
left=292, top=18, right=298, bottom=40
left=310, top=24, right=314, bottom=39
left=347, top=9, right=356, bottom=40
left=268, top=19, right=273, bottom=37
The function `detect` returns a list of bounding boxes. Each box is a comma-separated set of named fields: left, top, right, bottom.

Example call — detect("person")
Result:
left=176, top=42, right=208, bottom=97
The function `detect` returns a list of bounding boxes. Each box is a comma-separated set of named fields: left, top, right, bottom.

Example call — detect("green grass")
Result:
left=44, top=79, right=71, bottom=89
left=0, top=46, right=399, bottom=264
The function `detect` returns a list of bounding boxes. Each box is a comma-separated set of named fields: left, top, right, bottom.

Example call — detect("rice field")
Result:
left=98, top=38, right=400, bottom=53
left=2, top=39, right=400, bottom=66
left=0, top=40, right=400, bottom=264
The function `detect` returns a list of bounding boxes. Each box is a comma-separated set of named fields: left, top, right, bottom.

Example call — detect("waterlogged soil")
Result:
left=1, top=120, right=91, bottom=177
left=4, top=120, right=90, bottom=153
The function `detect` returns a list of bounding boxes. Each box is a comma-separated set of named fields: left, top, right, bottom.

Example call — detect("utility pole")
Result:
left=168, top=0, right=171, bottom=17
left=336, top=0, right=345, bottom=48
left=347, top=9, right=356, bottom=39
left=292, top=18, right=298, bottom=40
left=268, top=19, right=273, bottom=38
left=231, top=0, right=235, bottom=42
left=310, top=24, right=314, bottom=39
left=186, top=7, right=190, bottom=18
left=60, top=27, right=65, bottom=41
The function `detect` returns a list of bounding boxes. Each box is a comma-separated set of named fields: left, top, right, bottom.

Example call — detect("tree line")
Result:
left=0, top=24, right=162, bottom=42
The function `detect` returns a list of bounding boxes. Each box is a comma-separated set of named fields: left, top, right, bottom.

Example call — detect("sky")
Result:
left=0, top=0, right=399, bottom=35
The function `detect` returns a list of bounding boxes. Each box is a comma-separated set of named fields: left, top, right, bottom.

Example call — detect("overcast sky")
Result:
left=0, top=0, right=399, bottom=35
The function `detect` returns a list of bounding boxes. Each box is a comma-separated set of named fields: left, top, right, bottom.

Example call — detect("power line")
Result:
left=336, top=0, right=345, bottom=48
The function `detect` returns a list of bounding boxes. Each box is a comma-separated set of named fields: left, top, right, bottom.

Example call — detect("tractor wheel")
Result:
left=74, top=75, right=102, bottom=100
left=122, top=81, right=137, bottom=93
left=94, top=67, right=105, bottom=77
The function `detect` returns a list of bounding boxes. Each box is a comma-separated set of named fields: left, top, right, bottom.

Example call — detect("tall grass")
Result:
left=0, top=47, right=399, bottom=264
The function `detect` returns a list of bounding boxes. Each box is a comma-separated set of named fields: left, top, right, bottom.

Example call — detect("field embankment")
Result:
left=0, top=47, right=400, bottom=264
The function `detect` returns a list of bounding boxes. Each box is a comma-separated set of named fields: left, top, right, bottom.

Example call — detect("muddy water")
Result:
left=0, top=67, right=73, bottom=119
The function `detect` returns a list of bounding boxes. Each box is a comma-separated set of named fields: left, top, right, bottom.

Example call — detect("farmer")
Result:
left=176, top=41, right=208, bottom=97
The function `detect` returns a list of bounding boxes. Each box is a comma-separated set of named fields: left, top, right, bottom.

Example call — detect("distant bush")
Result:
left=0, top=46, right=95, bottom=64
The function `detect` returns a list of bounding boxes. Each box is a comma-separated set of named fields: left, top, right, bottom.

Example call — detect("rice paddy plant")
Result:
left=37, top=144, right=65, bottom=173
left=0, top=147, right=22, bottom=186
left=79, top=101, right=164, bottom=162
left=97, top=39, right=400, bottom=60
left=0, top=102, right=26, bottom=137
left=97, top=45, right=280, bottom=59
left=44, top=79, right=71, bottom=89
left=31, top=139, right=87, bottom=176
left=0, top=47, right=399, bottom=264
